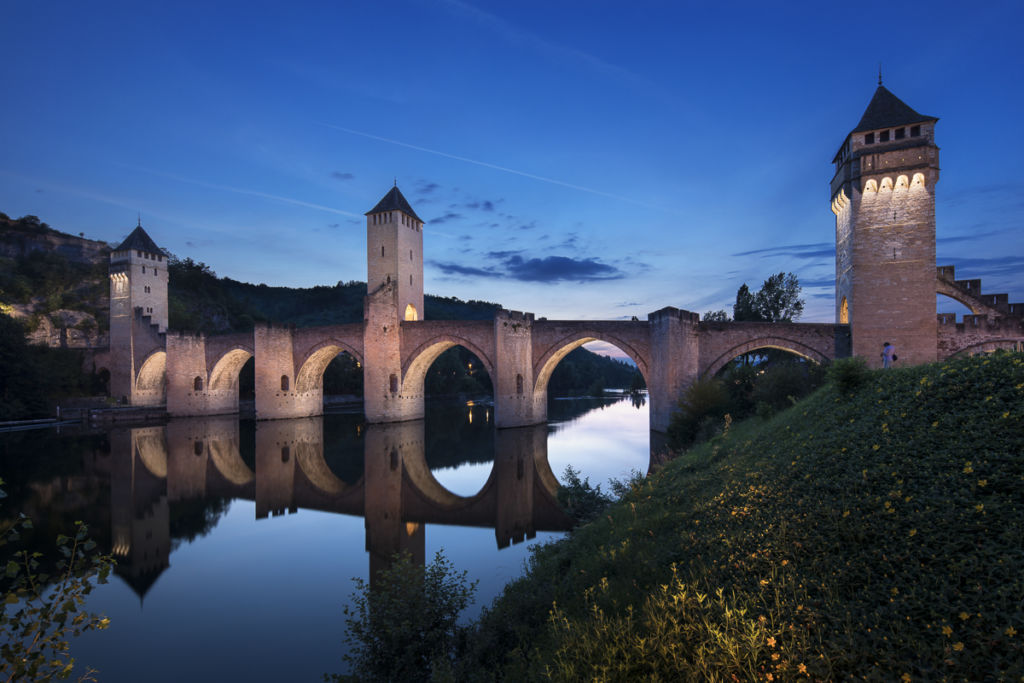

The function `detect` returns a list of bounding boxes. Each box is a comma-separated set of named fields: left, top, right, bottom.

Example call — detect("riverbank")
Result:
left=455, top=353, right=1024, bottom=680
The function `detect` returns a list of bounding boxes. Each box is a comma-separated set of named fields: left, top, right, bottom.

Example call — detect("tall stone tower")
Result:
left=365, top=185, right=424, bottom=322
left=108, top=222, right=169, bottom=402
left=831, top=85, right=940, bottom=367
left=363, top=185, right=425, bottom=423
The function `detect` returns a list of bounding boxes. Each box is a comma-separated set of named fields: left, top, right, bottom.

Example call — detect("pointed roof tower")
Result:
left=852, top=85, right=937, bottom=133
left=114, top=221, right=163, bottom=255
left=366, top=185, right=423, bottom=223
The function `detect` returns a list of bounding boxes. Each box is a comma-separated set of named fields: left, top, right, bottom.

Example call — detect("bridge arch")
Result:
left=945, top=339, right=1024, bottom=359
left=135, top=430, right=167, bottom=478
left=533, top=332, right=649, bottom=395
left=936, top=280, right=985, bottom=316
left=703, top=336, right=829, bottom=378
left=295, top=341, right=365, bottom=394
left=209, top=348, right=254, bottom=392
left=135, top=351, right=166, bottom=404
left=402, top=335, right=496, bottom=397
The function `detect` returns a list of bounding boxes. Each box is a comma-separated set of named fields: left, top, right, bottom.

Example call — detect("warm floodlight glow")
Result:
left=404, top=304, right=418, bottom=321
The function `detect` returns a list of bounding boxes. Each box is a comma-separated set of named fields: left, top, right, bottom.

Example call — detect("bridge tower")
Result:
left=108, top=221, right=169, bottom=403
left=831, top=83, right=940, bottom=367
left=363, top=185, right=426, bottom=422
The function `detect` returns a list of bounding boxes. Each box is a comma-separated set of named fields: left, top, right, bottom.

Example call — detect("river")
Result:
left=0, top=392, right=650, bottom=682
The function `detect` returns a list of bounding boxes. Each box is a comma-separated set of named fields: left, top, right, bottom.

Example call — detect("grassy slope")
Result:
left=463, top=353, right=1024, bottom=681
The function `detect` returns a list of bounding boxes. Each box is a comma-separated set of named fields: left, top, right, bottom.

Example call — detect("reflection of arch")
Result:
left=208, top=438, right=254, bottom=485
left=839, top=296, right=849, bottom=324
left=402, top=337, right=496, bottom=395
left=295, top=342, right=364, bottom=394
left=402, top=443, right=490, bottom=507
left=534, top=333, right=648, bottom=395
left=405, top=304, right=418, bottom=321
left=296, top=445, right=356, bottom=495
left=703, top=337, right=829, bottom=378
left=135, top=431, right=167, bottom=478
left=136, top=351, right=166, bottom=394
left=209, top=349, right=253, bottom=391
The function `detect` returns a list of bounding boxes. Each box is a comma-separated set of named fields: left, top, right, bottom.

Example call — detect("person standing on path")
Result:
left=881, top=342, right=896, bottom=369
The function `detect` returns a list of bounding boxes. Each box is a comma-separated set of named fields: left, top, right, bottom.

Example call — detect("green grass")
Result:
left=458, top=352, right=1024, bottom=681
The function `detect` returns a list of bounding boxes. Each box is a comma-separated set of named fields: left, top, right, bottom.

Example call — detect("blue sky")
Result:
left=2, top=0, right=1023, bottom=326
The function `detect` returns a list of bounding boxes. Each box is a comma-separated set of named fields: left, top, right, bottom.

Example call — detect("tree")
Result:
left=702, top=310, right=730, bottom=322
left=732, top=273, right=804, bottom=323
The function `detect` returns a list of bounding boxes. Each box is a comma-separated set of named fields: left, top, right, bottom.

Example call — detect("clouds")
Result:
left=434, top=251, right=626, bottom=283
left=732, top=242, right=835, bottom=260
left=331, top=171, right=355, bottom=181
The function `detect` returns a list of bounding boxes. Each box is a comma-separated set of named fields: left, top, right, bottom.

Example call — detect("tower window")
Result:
left=389, top=374, right=398, bottom=393
left=281, top=375, right=290, bottom=391
left=154, top=268, right=157, bottom=276
left=864, top=132, right=874, bottom=144
left=880, top=130, right=890, bottom=142
left=381, top=245, right=385, bottom=257
left=410, top=275, right=413, bottom=285
left=193, top=376, right=203, bottom=391
left=409, top=250, right=413, bottom=260
left=137, top=250, right=142, bottom=257
left=141, top=265, right=146, bottom=274
left=910, top=125, right=921, bottom=137
left=895, top=127, right=905, bottom=140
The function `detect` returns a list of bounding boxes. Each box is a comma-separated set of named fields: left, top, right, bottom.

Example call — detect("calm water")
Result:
left=0, top=393, right=650, bottom=682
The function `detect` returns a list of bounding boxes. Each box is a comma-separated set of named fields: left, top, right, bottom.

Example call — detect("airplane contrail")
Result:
left=318, top=123, right=681, bottom=214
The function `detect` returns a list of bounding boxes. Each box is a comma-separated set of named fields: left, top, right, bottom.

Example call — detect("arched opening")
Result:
left=839, top=296, right=849, bottom=324
left=193, top=376, right=204, bottom=392
left=280, top=375, right=290, bottom=392
left=402, top=341, right=496, bottom=497
left=536, top=339, right=649, bottom=489
left=207, top=349, right=254, bottom=415
left=405, top=304, right=418, bottom=321
left=293, top=343, right=365, bottom=413
left=676, top=342, right=826, bottom=451
left=937, top=293, right=976, bottom=323
left=135, top=352, right=167, bottom=406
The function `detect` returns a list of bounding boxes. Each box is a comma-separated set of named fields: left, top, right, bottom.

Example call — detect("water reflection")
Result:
left=103, top=413, right=576, bottom=594
left=0, top=394, right=649, bottom=681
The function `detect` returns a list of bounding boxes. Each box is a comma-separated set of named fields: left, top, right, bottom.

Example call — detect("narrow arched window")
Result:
left=381, top=245, right=385, bottom=257
left=389, top=374, right=398, bottom=393
left=193, top=376, right=203, bottom=391
left=281, top=375, right=290, bottom=391
left=281, top=446, right=290, bottom=463
left=193, top=440, right=204, bottom=456
left=409, top=275, right=413, bottom=285
left=516, top=373, right=524, bottom=395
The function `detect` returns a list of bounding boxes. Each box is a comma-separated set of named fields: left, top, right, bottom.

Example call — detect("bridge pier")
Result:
left=647, top=307, right=701, bottom=433
left=493, top=311, right=540, bottom=428
left=254, top=324, right=321, bottom=420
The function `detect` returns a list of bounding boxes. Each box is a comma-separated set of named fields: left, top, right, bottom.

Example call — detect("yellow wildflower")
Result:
left=942, top=625, right=952, bottom=636
left=978, top=479, right=987, bottom=487
left=909, top=529, right=917, bottom=537
left=952, top=641, right=964, bottom=652
left=767, top=636, right=776, bottom=647
left=799, top=664, right=808, bottom=675
left=1005, top=626, right=1017, bottom=637
left=975, top=503, right=984, bottom=512
left=901, top=674, right=911, bottom=683
left=959, top=612, right=969, bottom=621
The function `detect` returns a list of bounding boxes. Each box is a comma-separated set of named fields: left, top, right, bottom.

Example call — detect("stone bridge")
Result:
left=146, top=307, right=849, bottom=433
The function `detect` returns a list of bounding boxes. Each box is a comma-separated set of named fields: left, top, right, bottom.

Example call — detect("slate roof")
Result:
left=365, top=186, right=423, bottom=223
left=852, top=85, right=937, bottom=133
left=114, top=225, right=163, bottom=255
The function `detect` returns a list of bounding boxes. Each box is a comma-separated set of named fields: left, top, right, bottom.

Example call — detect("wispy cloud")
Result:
left=318, top=123, right=680, bottom=213
left=732, top=242, right=834, bottom=259
left=121, top=164, right=363, bottom=218
left=331, top=171, right=355, bottom=181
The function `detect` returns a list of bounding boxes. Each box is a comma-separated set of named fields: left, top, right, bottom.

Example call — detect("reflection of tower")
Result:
left=363, top=421, right=425, bottom=587
left=108, top=222, right=168, bottom=403
left=832, top=85, right=939, bottom=366
left=109, top=426, right=171, bottom=600
left=364, top=186, right=426, bottom=423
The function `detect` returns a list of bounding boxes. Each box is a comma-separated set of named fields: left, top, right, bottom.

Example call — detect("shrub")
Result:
left=338, top=551, right=477, bottom=683
left=827, top=355, right=870, bottom=394
left=667, top=376, right=729, bottom=449
left=557, top=466, right=613, bottom=527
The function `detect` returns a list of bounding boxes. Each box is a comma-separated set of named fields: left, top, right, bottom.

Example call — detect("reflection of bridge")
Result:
left=107, top=416, right=573, bottom=593
left=98, top=87, right=1024, bottom=431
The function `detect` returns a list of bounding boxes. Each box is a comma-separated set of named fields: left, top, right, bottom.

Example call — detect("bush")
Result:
left=666, top=376, right=729, bottom=449
left=338, top=551, right=477, bottom=683
left=557, top=466, right=613, bottom=527
left=827, top=356, right=870, bottom=394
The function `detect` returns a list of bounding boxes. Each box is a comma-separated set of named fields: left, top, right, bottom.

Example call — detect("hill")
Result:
left=455, top=353, right=1024, bottom=680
